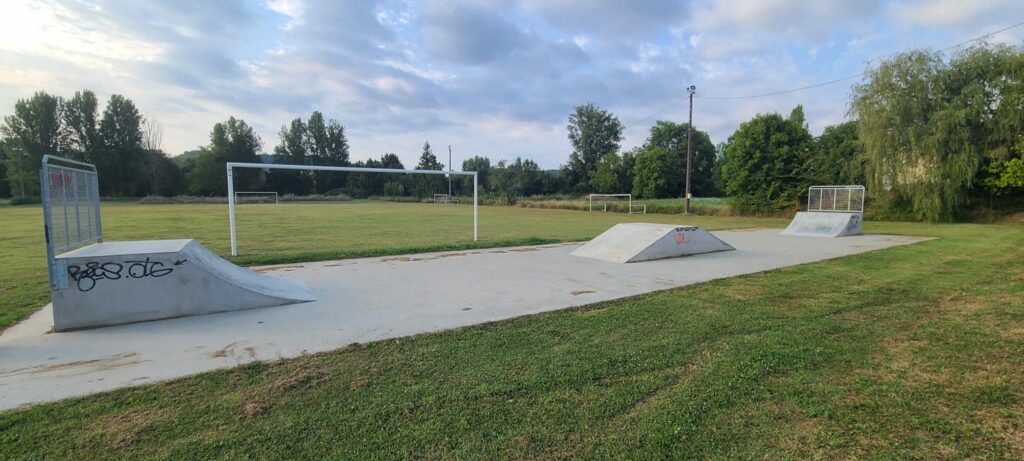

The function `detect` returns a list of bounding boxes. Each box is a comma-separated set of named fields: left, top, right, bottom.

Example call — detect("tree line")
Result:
left=2, top=43, right=1020, bottom=221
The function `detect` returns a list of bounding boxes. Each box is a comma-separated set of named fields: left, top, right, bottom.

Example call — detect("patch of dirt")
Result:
left=974, top=408, right=1024, bottom=455
left=382, top=256, right=414, bottom=262
left=436, top=252, right=467, bottom=258
left=241, top=402, right=266, bottom=418
left=571, top=290, right=596, bottom=296
left=2, top=353, right=142, bottom=378
left=89, top=408, right=173, bottom=450
left=271, top=366, right=330, bottom=393
left=509, top=247, right=541, bottom=252
left=211, top=342, right=257, bottom=361
left=489, top=250, right=507, bottom=254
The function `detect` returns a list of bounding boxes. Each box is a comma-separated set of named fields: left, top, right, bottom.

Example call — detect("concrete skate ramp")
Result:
left=571, top=223, right=735, bottom=263
left=52, top=239, right=315, bottom=331
left=782, top=212, right=863, bottom=238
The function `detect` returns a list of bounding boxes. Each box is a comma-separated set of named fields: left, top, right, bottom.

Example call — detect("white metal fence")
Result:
left=41, top=155, right=102, bottom=288
left=807, top=185, right=865, bottom=213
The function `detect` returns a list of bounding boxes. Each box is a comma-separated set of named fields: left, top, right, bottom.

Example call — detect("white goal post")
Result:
left=234, top=191, right=279, bottom=204
left=226, top=162, right=478, bottom=256
left=588, top=193, right=645, bottom=214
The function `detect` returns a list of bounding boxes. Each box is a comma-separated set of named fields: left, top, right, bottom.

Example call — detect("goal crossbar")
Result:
left=226, top=162, right=478, bottom=256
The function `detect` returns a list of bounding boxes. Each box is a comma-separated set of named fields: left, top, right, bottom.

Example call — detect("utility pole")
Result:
left=685, top=85, right=696, bottom=214
left=448, top=145, right=453, bottom=200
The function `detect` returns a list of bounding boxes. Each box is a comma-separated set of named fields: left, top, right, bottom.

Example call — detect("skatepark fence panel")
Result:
left=226, top=162, right=479, bottom=256
left=40, top=155, right=103, bottom=289
left=807, top=185, right=865, bottom=213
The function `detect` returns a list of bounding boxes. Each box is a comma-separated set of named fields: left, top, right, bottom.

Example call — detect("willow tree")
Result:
left=850, top=44, right=1024, bottom=221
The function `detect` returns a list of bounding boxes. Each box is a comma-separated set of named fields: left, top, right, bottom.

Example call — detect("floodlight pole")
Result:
left=685, top=85, right=695, bottom=214
left=448, top=145, right=453, bottom=200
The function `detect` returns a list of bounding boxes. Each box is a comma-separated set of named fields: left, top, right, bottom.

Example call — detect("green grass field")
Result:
left=2, top=201, right=1023, bottom=458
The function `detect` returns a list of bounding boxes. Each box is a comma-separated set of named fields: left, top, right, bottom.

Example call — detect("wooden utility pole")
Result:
left=685, top=85, right=696, bottom=214
left=448, top=145, right=453, bottom=199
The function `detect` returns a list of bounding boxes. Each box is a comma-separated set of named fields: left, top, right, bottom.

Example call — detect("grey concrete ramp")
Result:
left=570, top=223, right=735, bottom=263
left=51, top=239, right=315, bottom=331
left=782, top=212, right=863, bottom=238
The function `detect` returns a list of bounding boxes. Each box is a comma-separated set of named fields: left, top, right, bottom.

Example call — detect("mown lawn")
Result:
left=0, top=200, right=785, bottom=330
left=1, top=205, right=1022, bottom=458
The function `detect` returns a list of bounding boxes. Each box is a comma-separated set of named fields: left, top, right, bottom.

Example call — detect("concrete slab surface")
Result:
left=0, top=229, right=931, bottom=410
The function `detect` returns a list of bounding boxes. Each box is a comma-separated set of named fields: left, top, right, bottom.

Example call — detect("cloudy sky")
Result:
left=1, top=0, right=1022, bottom=169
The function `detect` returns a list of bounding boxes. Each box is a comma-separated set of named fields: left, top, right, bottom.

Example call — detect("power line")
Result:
left=695, top=20, right=1024, bottom=100
left=530, top=20, right=1024, bottom=159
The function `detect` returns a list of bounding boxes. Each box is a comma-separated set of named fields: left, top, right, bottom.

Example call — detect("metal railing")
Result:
left=41, top=155, right=102, bottom=289
left=807, top=185, right=865, bottom=213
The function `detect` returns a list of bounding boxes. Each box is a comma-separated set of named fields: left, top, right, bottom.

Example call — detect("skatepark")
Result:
left=0, top=159, right=929, bottom=411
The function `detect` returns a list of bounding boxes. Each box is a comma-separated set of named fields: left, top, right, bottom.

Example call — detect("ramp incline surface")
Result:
left=52, top=239, right=315, bottom=331
left=571, top=223, right=735, bottom=263
left=782, top=212, right=863, bottom=238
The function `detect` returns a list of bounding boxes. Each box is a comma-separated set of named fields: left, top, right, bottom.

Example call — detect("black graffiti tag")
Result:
left=66, top=257, right=181, bottom=292
left=125, top=257, right=175, bottom=278
left=67, top=262, right=123, bottom=292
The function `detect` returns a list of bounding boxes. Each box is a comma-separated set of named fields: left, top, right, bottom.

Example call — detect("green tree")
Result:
left=632, top=147, right=673, bottom=199
left=413, top=141, right=444, bottom=198
left=187, top=117, right=262, bottom=195
left=850, top=44, right=1024, bottom=221
left=270, top=118, right=310, bottom=195
left=810, top=121, right=864, bottom=186
left=0, top=139, right=12, bottom=197
left=1, top=91, right=64, bottom=197
left=461, top=155, right=491, bottom=193
left=61, top=90, right=100, bottom=163
left=96, top=94, right=145, bottom=196
left=721, top=106, right=813, bottom=213
left=491, top=157, right=543, bottom=203
left=642, top=120, right=717, bottom=197
left=566, top=103, right=623, bottom=190
left=590, top=152, right=634, bottom=193
left=306, top=111, right=349, bottom=193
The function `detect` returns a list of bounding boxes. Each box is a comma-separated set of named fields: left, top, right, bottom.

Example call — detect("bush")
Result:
left=9, top=196, right=41, bottom=206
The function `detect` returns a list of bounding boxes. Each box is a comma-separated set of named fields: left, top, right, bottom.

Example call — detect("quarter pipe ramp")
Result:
left=51, top=239, right=315, bottom=331
left=782, top=212, right=863, bottom=238
left=571, top=223, right=735, bottom=264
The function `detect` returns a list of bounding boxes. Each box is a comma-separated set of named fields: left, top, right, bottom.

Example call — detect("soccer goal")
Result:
left=226, top=162, right=479, bottom=256
left=433, top=194, right=460, bottom=205
left=234, top=191, right=279, bottom=204
left=588, top=193, right=646, bottom=214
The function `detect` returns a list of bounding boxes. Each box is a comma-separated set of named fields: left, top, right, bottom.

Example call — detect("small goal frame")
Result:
left=588, top=193, right=645, bottom=214
left=226, top=162, right=478, bottom=256
left=234, top=191, right=279, bottom=204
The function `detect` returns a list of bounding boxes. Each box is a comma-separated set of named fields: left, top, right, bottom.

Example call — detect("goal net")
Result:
left=227, top=161, right=479, bottom=256
left=234, top=191, right=279, bottom=204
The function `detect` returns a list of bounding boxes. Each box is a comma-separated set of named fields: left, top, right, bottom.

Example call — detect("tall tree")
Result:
left=270, top=118, right=309, bottom=195
left=62, top=90, right=100, bottom=162
left=461, top=155, right=491, bottom=193
left=720, top=106, right=813, bottom=213
left=413, top=141, right=444, bottom=198
left=1, top=91, right=64, bottom=197
left=566, top=103, right=623, bottom=191
left=306, top=111, right=349, bottom=192
left=810, top=120, right=864, bottom=186
left=96, top=94, right=145, bottom=196
left=187, top=117, right=262, bottom=195
left=850, top=44, right=1024, bottom=221
left=642, top=120, right=717, bottom=197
